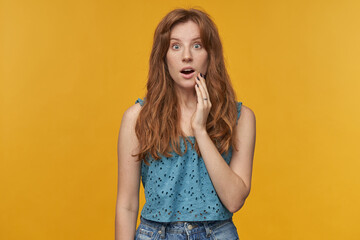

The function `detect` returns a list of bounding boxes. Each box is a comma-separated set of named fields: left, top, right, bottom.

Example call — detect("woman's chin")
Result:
left=174, top=81, right=196, bottom=91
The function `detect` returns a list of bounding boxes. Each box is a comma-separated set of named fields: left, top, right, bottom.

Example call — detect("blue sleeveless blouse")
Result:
left=135, top=98, right=242, bottom=222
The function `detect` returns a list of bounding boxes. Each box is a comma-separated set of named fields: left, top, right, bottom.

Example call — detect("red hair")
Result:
left=133, top=8, right=239, bottom=165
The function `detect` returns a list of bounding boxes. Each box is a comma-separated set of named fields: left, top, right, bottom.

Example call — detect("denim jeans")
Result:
left=135, top=215, right=240, bottom=240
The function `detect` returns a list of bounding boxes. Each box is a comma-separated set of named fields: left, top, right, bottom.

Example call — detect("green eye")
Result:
left=172, top=44, right=180, bottom=50
left=194, top=43, right=201, bottom=49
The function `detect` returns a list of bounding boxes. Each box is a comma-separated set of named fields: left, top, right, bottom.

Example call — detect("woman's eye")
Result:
left=172, top=44, right=180, bottom=50
left=194, top=43, right=202, bottom=49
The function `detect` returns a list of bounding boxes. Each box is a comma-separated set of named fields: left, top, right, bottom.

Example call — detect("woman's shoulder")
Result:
left=235, top=99, right=253, bottom=115
left=236, top=104, right=256, bottom=127
left=122, top=99, right=143, bottom=123
left=241, top=103, right=254, bottom=112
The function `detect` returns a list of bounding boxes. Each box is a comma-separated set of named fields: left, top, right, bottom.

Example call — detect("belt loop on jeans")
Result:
left=159, top=224, right=166, bottom=239
left=203, top=221, right=212, bottom=237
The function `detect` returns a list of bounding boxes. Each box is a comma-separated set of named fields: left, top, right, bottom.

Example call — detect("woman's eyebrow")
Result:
left=170, top=37, right=201, bottom=41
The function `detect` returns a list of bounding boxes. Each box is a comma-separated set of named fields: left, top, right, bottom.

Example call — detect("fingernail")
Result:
left=196, top=76, right=200, bottom=81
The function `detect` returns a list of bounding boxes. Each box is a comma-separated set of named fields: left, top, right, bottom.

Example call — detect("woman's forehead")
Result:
left=170, top=20, right=200, bottom=39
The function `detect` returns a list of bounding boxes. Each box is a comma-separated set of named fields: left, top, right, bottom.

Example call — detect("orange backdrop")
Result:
left=1, top=0, right=359, bottom=239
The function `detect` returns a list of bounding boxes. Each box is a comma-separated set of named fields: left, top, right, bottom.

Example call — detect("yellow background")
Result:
left=1, top=0, right=359, bottom=239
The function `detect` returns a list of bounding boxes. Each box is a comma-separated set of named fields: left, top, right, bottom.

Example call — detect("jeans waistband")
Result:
left=140, top=215, right=232, bottom=227
left=139, top=215, right=233, bottom=238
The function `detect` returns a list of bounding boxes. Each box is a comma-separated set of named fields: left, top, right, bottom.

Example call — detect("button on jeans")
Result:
left=135, top=215, right=240, bottom=240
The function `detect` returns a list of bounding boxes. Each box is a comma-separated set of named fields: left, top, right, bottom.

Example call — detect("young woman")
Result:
left=116, top=8, right=256, bottom=240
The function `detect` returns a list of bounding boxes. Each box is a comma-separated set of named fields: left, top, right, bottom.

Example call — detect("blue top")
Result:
left=135, top=98, right=242, bottom=222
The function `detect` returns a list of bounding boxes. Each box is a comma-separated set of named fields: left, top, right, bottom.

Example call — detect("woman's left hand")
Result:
left=191, top=72, right=212, bottom=135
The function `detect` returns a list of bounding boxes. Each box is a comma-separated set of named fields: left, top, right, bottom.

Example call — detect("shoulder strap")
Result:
left=236, top=101, right=242, bottom=125
left=135, top=98, right=145, bottom=106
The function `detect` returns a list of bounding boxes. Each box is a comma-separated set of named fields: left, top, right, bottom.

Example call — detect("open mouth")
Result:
left=180, top=69, right=195, bottom=75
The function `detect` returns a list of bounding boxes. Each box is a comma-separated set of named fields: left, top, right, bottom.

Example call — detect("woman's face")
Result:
left=166, top=20, right=208, bottom=90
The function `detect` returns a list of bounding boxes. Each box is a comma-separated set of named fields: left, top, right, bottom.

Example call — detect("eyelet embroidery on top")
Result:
left=136, top=98, right=242, bottom=222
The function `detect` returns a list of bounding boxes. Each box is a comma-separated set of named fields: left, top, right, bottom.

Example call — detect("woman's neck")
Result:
left=175, top=87, right=197, bottom=112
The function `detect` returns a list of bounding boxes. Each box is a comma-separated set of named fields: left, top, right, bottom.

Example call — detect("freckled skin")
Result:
left=166, top=20, right=208, bottom=91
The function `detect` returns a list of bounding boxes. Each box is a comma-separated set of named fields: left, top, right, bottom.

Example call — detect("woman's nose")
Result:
left=182, top=48, right=193, bottom=62
left=182, top=56, right=192, bottom=62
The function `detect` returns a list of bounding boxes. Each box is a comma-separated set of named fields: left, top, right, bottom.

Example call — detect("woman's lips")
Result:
left=180, top=71, right=196, bottom=79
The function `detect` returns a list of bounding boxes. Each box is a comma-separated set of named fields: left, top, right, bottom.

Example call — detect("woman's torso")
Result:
left=135, top=98, right=242, bottom=223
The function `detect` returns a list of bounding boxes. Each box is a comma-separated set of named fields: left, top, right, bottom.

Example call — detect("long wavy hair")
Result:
left=133, top=8, right=239, bottom=165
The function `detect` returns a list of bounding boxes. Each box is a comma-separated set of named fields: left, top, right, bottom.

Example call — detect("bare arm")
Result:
left=194, top=105, right=256, bottom=213
left=115, top=103, right=142, bottom=240
left=192, top=73, right=256, bottom=213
